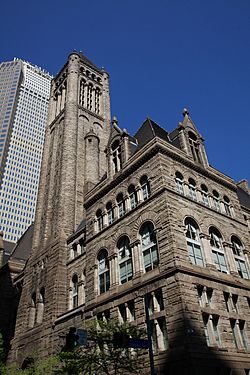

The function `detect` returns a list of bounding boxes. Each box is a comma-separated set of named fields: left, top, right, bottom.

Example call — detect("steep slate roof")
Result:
left=75, top=219, right=86, bottom=233
left=10, top=224, right=34, bottom=263
left=237, top=187, right=250, bottom=210
left=79, top=52, right=102, bottom=73
left=133, top=118, right=170, bottom=150
left=3, top=240, right=15, bottom=265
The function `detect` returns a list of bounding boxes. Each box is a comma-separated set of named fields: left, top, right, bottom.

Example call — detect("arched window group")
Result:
left=79, top=79, right=101, bottom=115
left=97, top=221, right=159, bottom=295
left=69, top=271, right=86, bottom=310
left=184, top=218, right=249, bottom=279
left=175, top=172, right=233, bottom=216
left=95, top=176, right=151, bottom=232
left=28, top=288, right=45, bottom=328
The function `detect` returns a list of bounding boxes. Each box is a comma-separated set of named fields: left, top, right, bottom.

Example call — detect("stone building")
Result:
left=7, top=52, right=250, bottom=374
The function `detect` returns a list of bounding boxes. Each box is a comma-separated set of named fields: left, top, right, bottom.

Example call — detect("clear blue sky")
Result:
left=1, top=0, right=250, bottom=183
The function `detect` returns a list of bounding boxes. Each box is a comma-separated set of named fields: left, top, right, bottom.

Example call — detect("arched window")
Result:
left=111, top=140, right=122, bottom=173
left=98, top=250, right=110, bottom=294
left=175, top=172, right=184, bottom=195
left=231, top=236, right=249, bottom=279
left=118, top=236, right=133, bottom=284
left=188, top=178, right=197, bottom=201
left=128, top=185, right=138, bottom=209
left=96, top=209, right=104, bottom=231
left=140, top=222, right=159, bottom=272
left=36, top=288, right=45, bottom=324
left=106, top=202, right=114, bottom=225
left=117, top=193, right=125, bottom=218
left=72, top=274, right=78, bottom=309
left=87, top=83, right=93, bottom=110
left=28, top=293, right=36, bottom=328
left=212, top=190, right=220, bottom=211
left=209, top=228, right=228, bottom=273
left=140, top=175, right=150, bottom=200
left=95, top=87, right=100, bottom=114
left=201, top=184, right=209, bottom=206
left=79, top=79, right=86, bottom=107
left=188, top=132, right=201, bottom=163
left=185, top=218, right=204, bottom=267
left=223, top=196, right=231, bottom=216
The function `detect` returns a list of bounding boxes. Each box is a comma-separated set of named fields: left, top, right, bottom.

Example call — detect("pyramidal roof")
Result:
left=78, top=52, right=103, bottom=73
left=134, top=118, right=170, bottom=149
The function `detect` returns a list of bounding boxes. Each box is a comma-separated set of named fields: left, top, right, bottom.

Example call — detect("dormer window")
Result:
left=111, top=140, right=122, bottom=173
left=188, top=132, right=201, bottom=163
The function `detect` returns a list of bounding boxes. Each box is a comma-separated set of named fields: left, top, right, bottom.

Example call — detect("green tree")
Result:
left=59, top=319, right=147, bottom=375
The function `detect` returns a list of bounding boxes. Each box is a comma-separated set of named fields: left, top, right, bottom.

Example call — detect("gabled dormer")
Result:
left=106, top=117, right=137, bottom=178
left=170, top=109, right=209, bottom=167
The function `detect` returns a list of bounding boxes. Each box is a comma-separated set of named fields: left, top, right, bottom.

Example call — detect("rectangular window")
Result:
left=212, top=251, right=228, bottom=273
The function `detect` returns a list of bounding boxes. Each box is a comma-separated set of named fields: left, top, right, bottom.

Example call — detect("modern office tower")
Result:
left=0, top=59, right=52, bottom=242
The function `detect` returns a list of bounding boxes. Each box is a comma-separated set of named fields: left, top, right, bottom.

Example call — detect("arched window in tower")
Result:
left=36, top=287, right=45, bottom=324
left=209, top=227, right=228, bottom=273
left=72, top=274, right=79, bottom=309
left=201, top=184, right=209, bottom=206
left=117, top=193, right=125, bottom=218
left=106, top=202, right=114, bottom=225
left=212, top=190, right=221, bottom=211
left=79, top=79, right=86, bottom=107
left=98, top=250, right=110, bottom=294
left=28, top=293, right=36, bottom=328
left=188, top=132, right=201, bottom=163
left=95, top=87, right=100, bottom=114
left=140, top=175, right=151, bottom=200
left=231, top=236, right=249, bottom=279
left=128, top=185, right=138, bottom=209
left=185, top=218, right=204, bottom=267
left=140, top=222, right=159, bottom=272
left=188, top=178, right=197, bottom=201
left=223, top=196, right=231, bottom=216
left=175, top=172, right=184, bottom=195
left=96, top=209, right=104, bottom=231
left=111, top=140, right=122, bottom=173
left=118, top=236, right=133, bottom=284
left=87, top=83, right=93, bottom=111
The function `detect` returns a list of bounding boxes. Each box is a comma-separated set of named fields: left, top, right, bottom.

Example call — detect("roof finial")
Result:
left=112, top=116, right=118, bottom=125
left=182, top=108, right=189, bottom=117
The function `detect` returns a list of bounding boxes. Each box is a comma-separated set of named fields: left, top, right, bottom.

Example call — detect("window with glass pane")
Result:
left=232, top=237, right=249, bottom=279
left=185, top=219, right=204, bottom=267
left=117, top=193, right=125, bottom=218
left=106, top=202, right=114, bottom=225
left=111, top=140, right=122, bottom=173
left=239, top=320, right=248, bottom=349
left=140, top=222, right=159, bottom=272
left=98, top=250, right=110, bottom=294
left=175, top=172, right=184, bottom=194
left=118, top=236, right=133, bottom=284
left=188, top=178, right=197, bottom=200
left=212, top=190, right=220, bottom=211
left=140, top=176, right=150, bottom=200
left=128, top=185, right=138, bottom=209
left=72, top=274, right=78, bottom=309
left=201, top=184, right=209, bottom=206
left=202, top=314, right=211, bottom=346
left=96, top=209, right=103, bottom=231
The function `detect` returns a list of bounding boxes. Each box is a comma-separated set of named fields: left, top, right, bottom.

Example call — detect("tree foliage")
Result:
left=59, top=319, right=147, bottom=375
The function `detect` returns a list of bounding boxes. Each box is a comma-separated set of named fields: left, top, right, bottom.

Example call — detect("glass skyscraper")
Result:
left=0, top=59, right=52, bottom=242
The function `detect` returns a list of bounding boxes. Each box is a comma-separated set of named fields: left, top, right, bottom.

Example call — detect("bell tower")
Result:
left=10, top=52, right=111, bottom=361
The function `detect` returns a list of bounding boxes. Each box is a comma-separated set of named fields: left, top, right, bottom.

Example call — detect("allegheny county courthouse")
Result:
left=0, top=52, right=250, bottom=375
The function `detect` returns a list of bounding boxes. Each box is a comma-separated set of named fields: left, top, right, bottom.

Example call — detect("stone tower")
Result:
left=10, top=52, right=111, bottom=360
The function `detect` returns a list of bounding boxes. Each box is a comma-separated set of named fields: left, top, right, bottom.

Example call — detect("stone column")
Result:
left=200, top=234, right=216, bottom=269
left=224, top=242, right=238, bottom=275
left=137, top=186, right=143, bottom=203
left=131, top=240, right=143, bottom=276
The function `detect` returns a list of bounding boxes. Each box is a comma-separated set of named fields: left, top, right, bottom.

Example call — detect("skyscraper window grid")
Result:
left=0, top=59, right=52, bottom=242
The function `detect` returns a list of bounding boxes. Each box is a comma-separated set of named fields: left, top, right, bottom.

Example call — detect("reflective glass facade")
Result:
left=0, top=59, right=52, bottom=242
